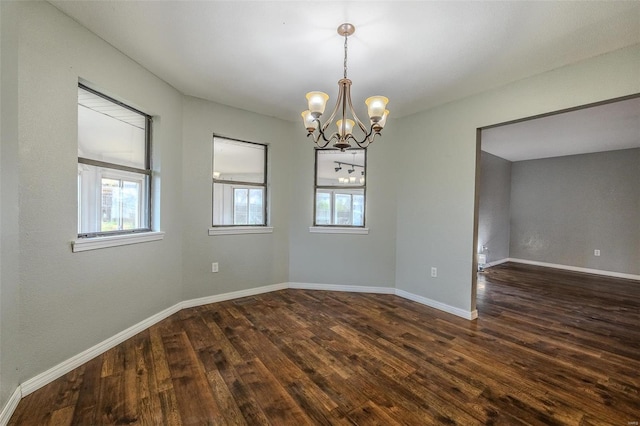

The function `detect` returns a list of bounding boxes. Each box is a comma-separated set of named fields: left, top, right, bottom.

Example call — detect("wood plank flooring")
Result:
left=9, top=263, right=640, bottom=425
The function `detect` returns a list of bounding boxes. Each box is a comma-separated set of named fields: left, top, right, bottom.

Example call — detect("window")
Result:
left=314, top=149, right=366, bottom=226
left=213, top=136, right=267, bottom=226
left=77, top=84, right=151, bottom=237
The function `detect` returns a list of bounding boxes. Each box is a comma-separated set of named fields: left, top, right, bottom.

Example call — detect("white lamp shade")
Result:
left=301, top=110, right=317, bottom=131
left=365, top=96, right=389, bottom=121
left=376, top=110, right=390, bottom=128
left=336, top=119, right=355, bottom=137
left=306, top=92, right=329, bottom=115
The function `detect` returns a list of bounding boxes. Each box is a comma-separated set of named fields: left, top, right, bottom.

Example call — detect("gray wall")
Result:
left=1, top=0, right=639, bottom=413
left=395, top=44, right=640, bottom=313
left=181, top=96, right=292, bottom=299
left=1, top=0, right=21, bottom=407
left=478, top=151, right=512, bottom=263
left=510, top=148, right=640, bottom=275
left=287, top=122, right=398, bottom=287
left=12, top=1, right=184, bottom=387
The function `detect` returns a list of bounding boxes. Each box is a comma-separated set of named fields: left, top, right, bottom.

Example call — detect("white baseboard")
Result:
left=0, top=386, right=22, bottom=426
left=290, top=282, right=477, bottom=320
left=483, top=258, right=510, bottom=268
left=180, top=282, right=289, bottom=309
left=507, top=258, right=640, bottom=281
left=395, top=289, right=478, bottom=320
left=289, top=282, right=395, bottom=294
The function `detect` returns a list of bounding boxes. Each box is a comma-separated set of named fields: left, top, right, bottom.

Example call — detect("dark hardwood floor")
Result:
left=9, top=263, right=640, bottom=425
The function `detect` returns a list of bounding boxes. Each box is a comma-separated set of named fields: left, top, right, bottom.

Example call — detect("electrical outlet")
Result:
left=211, top=262, right=219, bottom=273
left=431, top=267, right=437, bottom=278
left=594, top=249, right=600, bottom=257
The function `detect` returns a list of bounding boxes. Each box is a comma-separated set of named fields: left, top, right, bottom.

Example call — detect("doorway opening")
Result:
left=472, top=93, right=640, bottom=311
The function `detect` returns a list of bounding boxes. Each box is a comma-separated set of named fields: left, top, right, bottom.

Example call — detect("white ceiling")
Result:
left=49, top=1, right=640, bottom=124
left=482, top=96, right=640, bottom=162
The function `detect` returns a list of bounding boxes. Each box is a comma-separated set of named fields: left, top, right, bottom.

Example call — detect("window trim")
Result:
left=72, top=231, right=165, bottom=252
left=77, top=83, right=153, bottom=239
left=208, top=226, right=274, bottom=236
left=212, top=135, right=268, bottom=227
left=313, top=148, right=367, bottom=227
left=309, top=226, right=369, bottom=235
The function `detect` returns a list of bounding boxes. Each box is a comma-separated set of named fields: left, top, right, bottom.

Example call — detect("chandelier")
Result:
left=301, top=23, right=389, bottom=151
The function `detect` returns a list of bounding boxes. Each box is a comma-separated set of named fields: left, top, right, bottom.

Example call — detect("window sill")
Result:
left=72, top=231, right=165, bottom=252
left=209, top=226, right=274, bottom=236
left=309, top=226, right=369, bottom=235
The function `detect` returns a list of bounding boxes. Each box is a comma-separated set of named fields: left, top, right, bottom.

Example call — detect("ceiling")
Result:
left=482, top=96, right=640, bottom=162
left=49, top=1, right=640, bottom=124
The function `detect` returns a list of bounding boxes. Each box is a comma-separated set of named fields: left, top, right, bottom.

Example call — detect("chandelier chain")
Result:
left=343, top=33, right=348, bottom=79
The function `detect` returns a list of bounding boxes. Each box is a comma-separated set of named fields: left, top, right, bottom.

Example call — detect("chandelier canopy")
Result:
left=301, top=23, right=389, bottom=151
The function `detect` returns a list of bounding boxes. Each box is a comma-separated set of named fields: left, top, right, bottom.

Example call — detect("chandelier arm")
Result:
left=313, top=118, right=329, bottom=142
left=311, top=117, right=342, bottom=146
left=340, top=81, right=348, bottom=135
left=307, top=130, right=333, bottom=148
left=353, top=140, right=371, bottom=149
left=347, top=125, right=376, bottom=146
left=344, top=83, right=368, bottom=134
left=316, top=137, right=333, bottom=149
left=321, top=80, right=346, bottom=133
left=352, top=133, right=378, bottom=148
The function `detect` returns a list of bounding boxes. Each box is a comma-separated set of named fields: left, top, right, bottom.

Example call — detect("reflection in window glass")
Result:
left=122, top=181, right=140, bottom=230
left=77, top=84, right=151, bottom=237
left=234, top=189, right=248, bottom=225
left=335, top=194, right=352, bottom=225
left=213, top=137, right=267, bottom=226
left=314, top=149, right=366, bottom=227
left=353, top=194, right=364, bottom=226
left=101, top=178, right=120, bottom=232
left=249, top=189, right=263, bottom=224
left=315, top=192, right=331, bottom=225
left=100, top=178, right=141, bottom=232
